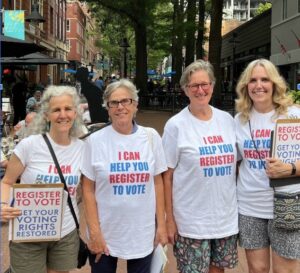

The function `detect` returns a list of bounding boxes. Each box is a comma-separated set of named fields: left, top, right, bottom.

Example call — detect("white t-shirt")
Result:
left=81, top=125, right=167, bottom=259
left=235, top=106, right=300, bottom=219
left=162, top=106, right=238, bottom=239
left=14, top=134, right=84, bottom=237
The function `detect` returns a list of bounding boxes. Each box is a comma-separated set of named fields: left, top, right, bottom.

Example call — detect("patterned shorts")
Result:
left=173, top=234, right=238, bottom=273
left=239, top=214, right=300, bottom=259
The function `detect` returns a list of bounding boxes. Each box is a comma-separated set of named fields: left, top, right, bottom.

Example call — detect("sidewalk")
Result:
left=1, top=110, right=249, bottom=273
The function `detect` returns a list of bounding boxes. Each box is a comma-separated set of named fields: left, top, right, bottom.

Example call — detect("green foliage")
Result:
left=289, top=90, right=300, bottom=104
left=83, top=0, right=173, bottom=72
left=255, top=2, right=272, bottom=16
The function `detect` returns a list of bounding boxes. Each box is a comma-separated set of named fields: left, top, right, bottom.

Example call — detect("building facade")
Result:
left=223, top=0, right=272, bottom=21
left=66, top=0, right=101, bottom=77
left=2, top=0, right=68, bottom=85
left=270, top=0, right=300, bottom=90
left=66, top=0, right=86, bottom=70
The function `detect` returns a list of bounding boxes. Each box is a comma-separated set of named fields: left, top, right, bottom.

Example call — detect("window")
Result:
left=66, top=20, right=70, bottom=32
left=283, top=0, right=287, bottom=19
left=50, top=7, right=54, bottom=34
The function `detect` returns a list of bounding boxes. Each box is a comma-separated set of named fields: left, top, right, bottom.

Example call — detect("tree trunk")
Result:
left=185, top=0, right=197, bottom=66
left=132, top=0, right=148, bottom=97
left=172, top=0, right=184, bottom=86
left=196, top=0, right=205, bottom=59
left=134, top=22, right=148, bottom=96
left=208, top=0, right=223, bottom=107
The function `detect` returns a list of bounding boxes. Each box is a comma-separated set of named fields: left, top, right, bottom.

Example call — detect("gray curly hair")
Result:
left=26, top=85, right=84, bottom=137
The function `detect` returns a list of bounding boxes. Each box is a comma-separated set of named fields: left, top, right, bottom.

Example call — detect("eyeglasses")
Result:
left=107, top=98, right=135, bottom=108
left=187, top=82, right=211, bottom=92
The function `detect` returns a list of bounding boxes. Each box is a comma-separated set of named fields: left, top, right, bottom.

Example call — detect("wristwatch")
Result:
left=290, top=162, right=297, bottom=175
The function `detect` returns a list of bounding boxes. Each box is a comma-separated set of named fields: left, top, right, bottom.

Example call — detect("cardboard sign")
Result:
left=270, top=119, right=300, bottom=187
left=10, top=184, right=65, bottom=242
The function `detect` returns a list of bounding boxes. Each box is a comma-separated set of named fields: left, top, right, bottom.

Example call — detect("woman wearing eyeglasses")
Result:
left=162, top=60, right=238, bottom=273
left=81, top=79, right=168, bottom=273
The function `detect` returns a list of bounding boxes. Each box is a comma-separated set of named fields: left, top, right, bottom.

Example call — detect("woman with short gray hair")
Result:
left=82, top=79, right=167, bottom=273
left=162, top=60, right=238, bottom=273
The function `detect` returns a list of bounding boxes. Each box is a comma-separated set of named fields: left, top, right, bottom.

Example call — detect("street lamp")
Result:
left=129, top=54, right=132, bottom=79
left=119, top=37, right=130, bottom=78
left=25, top=1, right=46, bottom=24
left=228, top=32, right=240, bottom=94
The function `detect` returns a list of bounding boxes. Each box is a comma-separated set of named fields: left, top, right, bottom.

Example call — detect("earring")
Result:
left=46, top=121, right=50, bottom=131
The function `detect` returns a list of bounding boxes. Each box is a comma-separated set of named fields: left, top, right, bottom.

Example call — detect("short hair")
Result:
left=180, top=59, right=216, bottom=93
left=235, top=59, right=293, bottom=123
left=26, top=85, right=84, bottom=137
left=103, top=79, right=139, bottom=109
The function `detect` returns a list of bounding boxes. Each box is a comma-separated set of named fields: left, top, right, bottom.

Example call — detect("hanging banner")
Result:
left=4, top=10, right=25, bottom=40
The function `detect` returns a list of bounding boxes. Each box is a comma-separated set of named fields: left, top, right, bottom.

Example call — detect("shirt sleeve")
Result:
left=162, top=120, right=179, bottom=169
left=151, top=128, right=168, bottom=175
left=81, top=136, right=95, bottom=181
left=13, top=137, right=32, bottom=166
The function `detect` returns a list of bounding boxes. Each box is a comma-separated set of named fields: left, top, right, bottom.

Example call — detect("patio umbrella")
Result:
left=0, top=34, right=44, bottom=57
left=162, top=71, right=176, bottom=77
left=63, top=68, right=77, bottom=74
left=147, top=69, right=156, bottom=75
left=1, top=52, right=68, bottom=65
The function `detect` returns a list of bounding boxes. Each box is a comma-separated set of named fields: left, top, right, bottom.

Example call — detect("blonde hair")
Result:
left=26, top=85, right=84, bottom=137
left=235, top=59, right=293, bottom=123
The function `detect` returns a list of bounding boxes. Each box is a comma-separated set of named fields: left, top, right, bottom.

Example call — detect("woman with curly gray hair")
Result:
left=0, top=85, right=85, bottom=273
left=235, top=59, right=300, bottom=273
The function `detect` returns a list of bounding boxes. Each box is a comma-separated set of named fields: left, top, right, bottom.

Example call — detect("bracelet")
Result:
left=0, top=201, right=8, bottom=206
left=290, top=162, right=297, bottom=175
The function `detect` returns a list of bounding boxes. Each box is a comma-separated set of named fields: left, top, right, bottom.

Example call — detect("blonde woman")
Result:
left=235, top=59, right=300, bottom=273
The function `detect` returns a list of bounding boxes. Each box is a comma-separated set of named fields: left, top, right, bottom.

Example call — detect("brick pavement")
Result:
left=69, top=110, right=249, bottom=273
left=0, top=110, right=250, bottom=273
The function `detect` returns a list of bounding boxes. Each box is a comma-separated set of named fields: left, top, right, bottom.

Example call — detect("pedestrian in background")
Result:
left=26, top=90, right=42, bottom=113
left=95, top=76, right=104, bottom=91
left=235, top=58, right=300, bottom=273
left=81, top=79, right=167, bottom=273
left=75, top=67, right=108, bottom=123
left=162, top=60, right=238, bottom=273
left=0, top=85, right=85, bottom=273
left=11, top=76, right=27, bottom=125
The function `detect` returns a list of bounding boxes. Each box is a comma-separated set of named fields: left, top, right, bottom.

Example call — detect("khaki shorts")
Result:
left=10, top=229, right=79, bottom=273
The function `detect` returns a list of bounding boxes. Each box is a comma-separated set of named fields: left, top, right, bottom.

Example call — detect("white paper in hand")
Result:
left=150, top=244, right=168, bottom=273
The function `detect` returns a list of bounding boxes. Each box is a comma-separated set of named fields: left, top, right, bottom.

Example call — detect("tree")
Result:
left=208, top=0, right=223, bottom=106
left=171, top=0, right=185, bottom=85
left=255, top=2, right=272, bottom=16
left=196, top=0, right=206, bottom=59
left=185, top=0, right=197, bottom=66
left=84, top=0, right=162, bottom=96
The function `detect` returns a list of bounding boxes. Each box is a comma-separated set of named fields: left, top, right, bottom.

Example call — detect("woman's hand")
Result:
left=266, top=158, right=292, bottom=178
left=87, top=232, right=110, bottom=263
left=166, top=216, right=178, bottom=245
left=0, top=205, right=22, bottom=222
left=154, top=224, right=168, bottom=247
